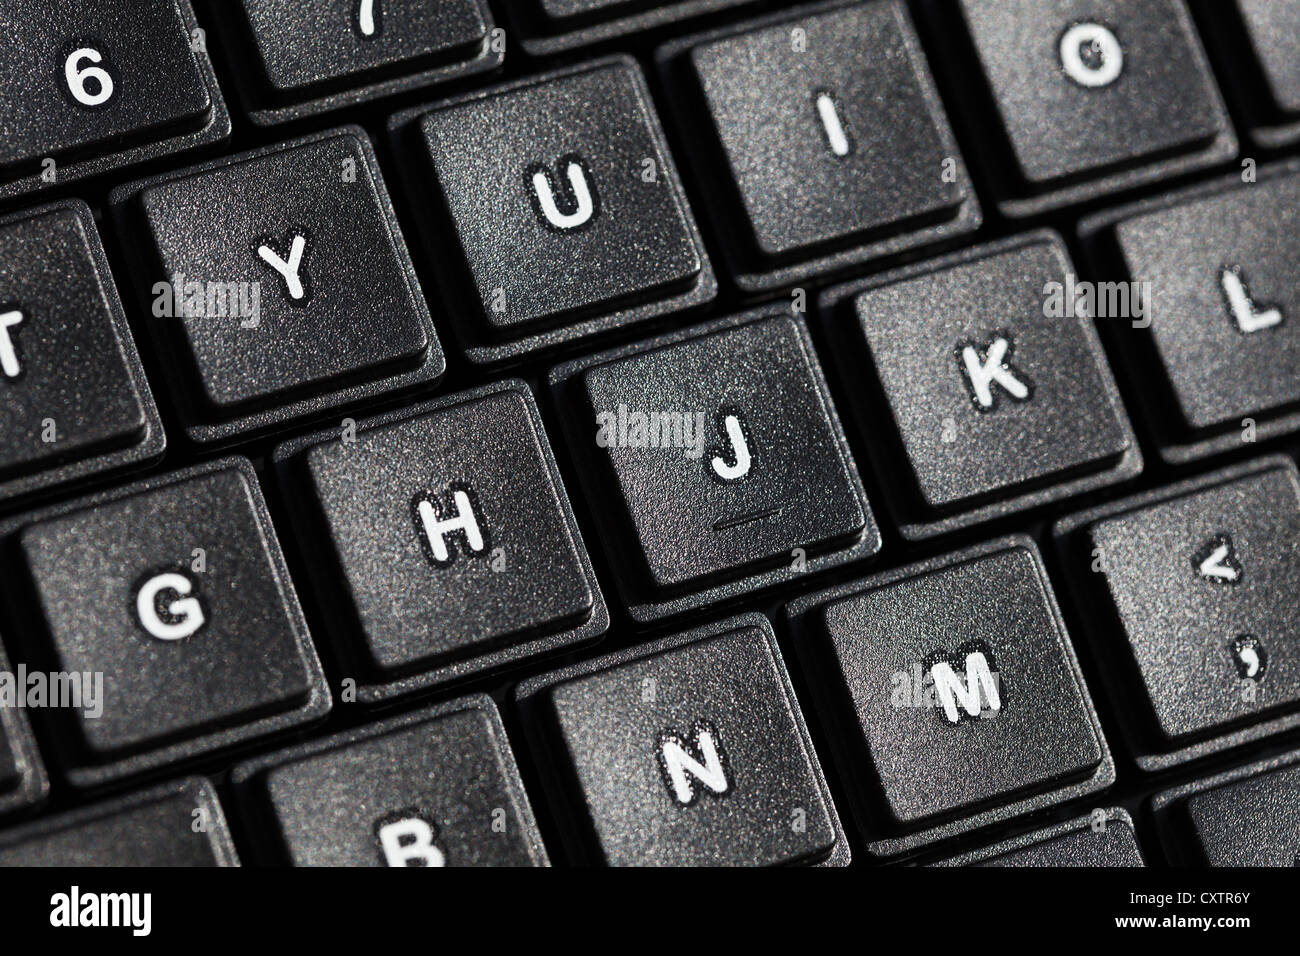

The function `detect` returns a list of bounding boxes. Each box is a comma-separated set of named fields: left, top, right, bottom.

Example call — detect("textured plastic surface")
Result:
left=0, top=201, right=164, bottom=504
left=1152, top=747, right=1300, bottom=866
left=0, top=0, right=229, bottom=200
left=821, top=231, right=1141, bottom=539
left=0, top=777, right=238, bottom=866
left=108, top=127, right=444, bottom=445
left=786, top=536, right=1114, bottom=858
left=657, top=0, right=980, bottom=291
left=212, top=0, right=503, bottom=126
left=550, top=307, right=879, bottom=621
left=1079, top=161, right=1300, bottom=463
left=0, top=458, right=331, bottom=787
left=1054, top=455, right=1300, bottom=770
left=509, top=0, right=761, bottom=55
left=515, top=614, right=849, bottom=866
left=232, top=696, right=548, bottom=866
left=272, top=380, right=607, bottom=701
left=930, top=809, right=1145, bottom=867
left=391, top=56, right=715, bottom=365
left=945, top=0, right=1236, bottom=215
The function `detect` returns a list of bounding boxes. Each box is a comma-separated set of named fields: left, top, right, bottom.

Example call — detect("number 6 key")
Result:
left=0, top=0, right=229, bottom=200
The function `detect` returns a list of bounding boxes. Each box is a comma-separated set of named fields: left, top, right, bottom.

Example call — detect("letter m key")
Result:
left=926, top=641, right=1002, bottom=725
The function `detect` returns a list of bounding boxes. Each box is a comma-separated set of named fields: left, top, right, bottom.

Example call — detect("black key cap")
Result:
left=1187, top=765, right=1300, bottom=866
left=823, top=233, right=1140, bottom=540
left=0, top=777, right=237, bottom=866
left=391, top=57, right=715, bottom=364
left=109, top=127, right=443, bottom=444
left=511, top=0, right=760, bottom=54
left=0, top=458, right=330, bottom=787
left=1200, top=1, right=1300, bottom=148
left=1153, top=750, right=1300, bottom=866
left=1234, top=0, right=1300, bottom=116
left=1080, top=162, right=1300, bottom=463
left=657, top=0, right=979, bottom=291
left=933, top=809, right=1145, bottom=866
left=0, top=201, right=163, bottom=502
left=516, top=615, right=847, bottom=866
left=0, top=643, right=48, bottom=817
left=0, top=0, right=228, bottom=200
left=1055, top=456, right=1300, bottom=770
left=943, top=0, right=1235, bottom=215
left=232, top=696, right=547, bottom=866
left=550, top=308, right=878, bottom=622
left=786, top=537, right=1113, bottom=858
left=218, top=0, right=503, bottom=125
left=273, top=381, right=606, bottom=701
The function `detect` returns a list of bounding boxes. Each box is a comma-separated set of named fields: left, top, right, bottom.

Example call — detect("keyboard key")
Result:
left=516, top=615, right=847, bottom=866
left=932, top=809, right=1145, bottom=866
left=943, top=0, right=1235, bottom=215
left=509, top=0, right=760, bottom=54
left=391, top=57, right=715, bottom=364
left=1054, top=456, right=1300, bottom=770
left=550, top=308, right=878, bottom=622
left=786, top=537, right=1113, bottom=858
left=0, top=777, right=237, bottom=866
left=1079, top=161, right=1300, bottom=463
left=0, top=201, right=164, bottom=502
left=0, top=458, right=330, bottom=787
left=822, top=233, right=1140, bottom=540
left=0, top=0, right=228, bottom=200
left=272, top=381, right=606, bottom=701
left=216, top=0, right=502, bottom=125
left=1153, top=750, right=1300, bottom=866
left=0, top=642, right=48, bottom=817
left=1233, top=0, right=1300, bottom=115
left=1200, top=1, right=1300, bottom=147
left=232, top=696, right=547, bottom=866
left=657, top=0, right=979, bottom=291
left=109, top=127, right=443, bottom=444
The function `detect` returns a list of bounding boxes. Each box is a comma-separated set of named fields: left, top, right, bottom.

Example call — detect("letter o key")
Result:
left=1059, top=22, right=1123, bottom=88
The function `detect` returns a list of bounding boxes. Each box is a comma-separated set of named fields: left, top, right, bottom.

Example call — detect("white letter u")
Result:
left=530, top=157, right=598, bottom=231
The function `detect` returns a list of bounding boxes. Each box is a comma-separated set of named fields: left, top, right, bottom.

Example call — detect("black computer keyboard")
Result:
left=0, top=0, right=1298, bottom=871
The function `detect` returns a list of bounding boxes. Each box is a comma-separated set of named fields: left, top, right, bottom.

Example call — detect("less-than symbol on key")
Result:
left=1194, top=533, right=1242, bottom=585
